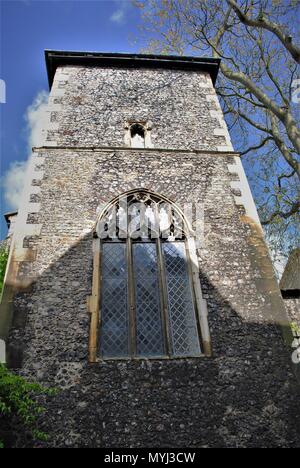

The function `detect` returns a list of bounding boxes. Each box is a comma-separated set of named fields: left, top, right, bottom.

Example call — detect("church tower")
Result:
left=0, top=51, right=299, bottom=447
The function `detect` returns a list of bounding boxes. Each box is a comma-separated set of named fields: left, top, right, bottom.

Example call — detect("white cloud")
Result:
left=25, top=90, right=49, bottom=149
left=110, top=1, right=132, bottom=24
left=2, top=90, right=49, bottom=211
left=110, top=8, right=125, bottom=24
left=2, top=161, right=27, bottom=210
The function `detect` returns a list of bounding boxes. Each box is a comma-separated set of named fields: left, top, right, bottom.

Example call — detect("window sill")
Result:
left=89, top=353, right=209, bottom=364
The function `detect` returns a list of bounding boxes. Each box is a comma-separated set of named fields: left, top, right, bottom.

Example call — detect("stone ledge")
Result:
left=32, top=145, right=241, bottom=157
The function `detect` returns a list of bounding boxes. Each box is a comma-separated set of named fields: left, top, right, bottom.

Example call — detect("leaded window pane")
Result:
left=163, top=242, right=201, bottom=357
left=97, top=192, right=205, bottom=360
left=100, top=243, right=129, bottom=358
left=133, top=243, right=165, bottom=357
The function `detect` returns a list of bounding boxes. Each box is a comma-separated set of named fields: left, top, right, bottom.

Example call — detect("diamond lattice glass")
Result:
left=133, top=243, right=165, bottom=357
left=163, top=242, right=201, bottom=357
left=100, top=243, right=129, bottom=358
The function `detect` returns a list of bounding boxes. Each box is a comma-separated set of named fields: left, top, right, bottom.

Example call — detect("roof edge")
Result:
left=45, top=50, right=221, bottom=89
left=4, top=211, right=18, bottom=229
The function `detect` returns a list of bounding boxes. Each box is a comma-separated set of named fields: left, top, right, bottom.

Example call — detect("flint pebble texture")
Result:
left=3, top=64, right=300, bottom=448
left=285, top=299, right=300, bottom=330
left=46, top=67, right=227, bottom=150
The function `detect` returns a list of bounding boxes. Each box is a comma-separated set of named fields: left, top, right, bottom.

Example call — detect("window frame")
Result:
left=130, top=123, right=146, bottom=148
left=87, top=190, right=212, bottom=362
left=124, top=121, right=153, bottom=148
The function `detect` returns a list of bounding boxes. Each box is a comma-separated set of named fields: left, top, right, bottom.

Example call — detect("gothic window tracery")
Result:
left=88, top=190, right=211, bottom=361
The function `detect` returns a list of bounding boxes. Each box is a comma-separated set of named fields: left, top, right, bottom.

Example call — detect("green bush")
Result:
left=0, top=247, right=8, bottom=295
left=0, top=364, right=56, bottom=448
left=0, top=250, right=56, bottom=447
left=291, top=322, right=300, bottom=337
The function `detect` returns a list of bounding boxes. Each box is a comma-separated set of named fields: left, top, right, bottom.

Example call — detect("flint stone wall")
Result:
left=6, top=147, right=300, bottom=447
left=45, top=66, right=229, bottom=150
left=3, top=65, right=299, bottom=447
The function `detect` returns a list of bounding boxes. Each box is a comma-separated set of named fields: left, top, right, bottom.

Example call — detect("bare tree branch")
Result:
left=261, top=200, right=300, bottom=225
left=137, top=0, right=300, bottom=261
left=278, top=170, right=296, bottom=189
left=240, top=136, right=273, bottom=155
left=228, top=0, right=300, bottom=63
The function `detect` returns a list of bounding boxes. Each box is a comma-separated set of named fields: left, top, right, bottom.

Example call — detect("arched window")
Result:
left=88, top=190, right=211, bottom=362
left=130, top=123, right=145, bottom=148
left=124, top=122, right=153, bottom=148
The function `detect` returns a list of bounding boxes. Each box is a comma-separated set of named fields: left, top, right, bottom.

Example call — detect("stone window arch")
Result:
left=88, top=189, right=211, bottom=362
left=130, top=123, right=145, bottom=148
left=124, top=122, right=153, bottom=148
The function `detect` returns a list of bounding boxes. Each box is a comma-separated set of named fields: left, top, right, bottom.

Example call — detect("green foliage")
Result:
left=291, top=322, right=300, bottom=337
left=0, top=247, right=8, bottom=295
left=0, top=364, right=56, bottom=448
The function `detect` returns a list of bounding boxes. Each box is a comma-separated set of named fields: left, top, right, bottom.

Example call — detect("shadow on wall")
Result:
left=1, top=231, right=300, bottom=448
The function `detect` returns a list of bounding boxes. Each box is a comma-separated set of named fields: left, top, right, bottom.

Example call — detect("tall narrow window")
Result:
left=133, top=243, right=165, bottom=357
left=89, top=190, right=211, bottom=361
left=101, top=243, right=128, bottom=358
left=130, top=123, right=145, bottom=148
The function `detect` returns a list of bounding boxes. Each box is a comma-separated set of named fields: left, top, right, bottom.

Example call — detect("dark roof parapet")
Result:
left=45, top=50, right=221, bottom=89
left=4, top=211, right=18, bottom=229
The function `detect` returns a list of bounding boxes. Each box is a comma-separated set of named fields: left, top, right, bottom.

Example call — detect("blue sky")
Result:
left=0, top=0, right=142, bottom=238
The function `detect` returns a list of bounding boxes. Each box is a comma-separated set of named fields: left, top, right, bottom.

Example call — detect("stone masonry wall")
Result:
left=9, top=66, right=237, bottom=267
left=45, top=66, right=230, bottom=151
left=2, top=63, right=299, bottom=447
left=6, top=147, right=300, bottom=448
left=285, top=299, right=300, bottom=330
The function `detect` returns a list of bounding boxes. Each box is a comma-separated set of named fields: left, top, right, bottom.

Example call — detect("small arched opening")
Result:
left=130, top=123, right=146, bottom=148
